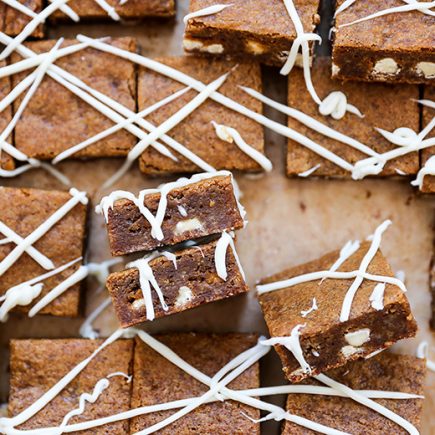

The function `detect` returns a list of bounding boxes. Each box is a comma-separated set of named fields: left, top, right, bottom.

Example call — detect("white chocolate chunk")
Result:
left=131, top=298, right=145, bottom=310
left=205, top=44, right=224, bottom=54
left=245, top=40, right=267, bottom=55
left=183, top=39, right=204, bottom=50
left=373, top=58, right=399, bottom=76
left=175, top=286, right=193, bottom=308
left=174, top=218, right=204, bottom=235
left=345, top=329, right=370, bottom=347
left=415, top=61, right=435, bottom=79
left=183, top=39, right=224, bottom=54
left=341, top=345, right=364, bottom=358
left=331, top=63, right=340, bottom=76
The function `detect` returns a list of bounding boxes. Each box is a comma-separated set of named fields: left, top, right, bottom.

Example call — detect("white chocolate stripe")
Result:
left=298, top=164, right=321, bottom=177
left=416, top=341, right=435, bottom=372
left=48, top=0, right=80, bottom=22
left=183, top=3, right=232, bottom=24
left=79, top=297, right=112, bottom=339
left=0, top=188, right=87, bottom=276
left=0, top=0, right=38, bottom=18
left=411, top=155, right=435, bottom=188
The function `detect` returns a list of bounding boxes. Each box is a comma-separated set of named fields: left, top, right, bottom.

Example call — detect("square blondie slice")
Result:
left=332, top=0, right=435, bottom=84
left=130, top=333, right=260, bottom=434
left=8, top=339, right=133, bottom=433
left=11, top=37, right=137, bottom=161
left=0, top=187, right=87, bottom=317
left=287, top=57, right=419, bottom=178
left=282, top=352, right=426, bottom=434
left=0, top=0, right=44, bottom=38
left=183, top=0, right=320, bottom=67
left=258, top=242, right=417, bottom=383
left=107, top=238, right=248, bottom=327
left=99, top=172, right=245, bottom=256
left=49, top=0, right=175, bottom=20
left=420, top=86, right=435, bottom=193
left=138, top=56, right=265, bottom=174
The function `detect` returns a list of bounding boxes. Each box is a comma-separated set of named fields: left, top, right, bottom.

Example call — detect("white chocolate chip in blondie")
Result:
left=415, top=61, right=435, bottom=79
left=373, top=58, right=399, bottom=76
left=183, top=39, right=224, bottom=54
left=341, top=345, right=363, bottom=358
left=174, top=218, right=204, bottom=235
left=345, top=328, right=371, bottom=347
left=183, top=38, right=204, bottom=51
left=245, top=40, right=267, bottom=55
left=175, top=286, right=193, bottom=307
left=131, top=298, right=145, bottom=310
left=331, top=63, right=340, bottom=76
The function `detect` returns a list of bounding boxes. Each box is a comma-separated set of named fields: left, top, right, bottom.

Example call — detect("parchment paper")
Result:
left=0, top=1, right=434, bottom=433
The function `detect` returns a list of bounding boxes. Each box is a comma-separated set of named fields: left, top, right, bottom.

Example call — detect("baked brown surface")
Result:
left=282, top=352, right=426, bottom=434
left=184, top=0, right=320, bottom=67
left=258, top=242, right=417, bottom=383
left=130, top=333, right=260, bottom=434
left=9, top=339, right=133, bottom=433
left=50, top=0, right=175, bottom=20
left=11, top=37, right=137, bottom=161
left=107, top=238, right=249, bottom=327
left=0, top=0, right=44, bottom=38
left=105, top=174, right=244, bottom=256
left=0, top=187, right=87, bottom=317
left=421, top=86, right=435, bottom=193
left=332, top=0, right=435, bottom=84
left=0, top=59, right=14, bottom=171
left=138, top=56, right=265, bottom=174
left=287, top=57, right=419, bottom=178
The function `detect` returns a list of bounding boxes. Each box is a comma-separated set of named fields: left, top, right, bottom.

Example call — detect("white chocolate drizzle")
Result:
left=79, top=297, right=112, bottom=339
left=300, top=297, right=318, bottom=317
left=183, top=3, right=232, bottom=24
left=416, top=341, right=435, bottom=372
left=257, top=221, right=405, bottom=324
left=211, top=121, right=273, bottom=171
left=298, top=164, right=321, bottom=177
left=318, top=91, right=364, bottom=120
left=0, top=327, right=423, bottom=435
left=214, top=231, right=245, bottom=281
left=412, top=155, right=435, bottom=188
left=369, top=282, right=386, bottom=310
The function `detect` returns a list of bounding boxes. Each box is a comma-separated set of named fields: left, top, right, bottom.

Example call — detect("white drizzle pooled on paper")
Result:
left=96, top=170, right=246, bottom=241
left=416, top=341, right=435, bottom=372
left=257, top=220, right=406, bottom=323
left=0, top=327, right=422, bottom=435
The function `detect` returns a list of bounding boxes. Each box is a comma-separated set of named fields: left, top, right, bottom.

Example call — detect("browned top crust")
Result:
left=11, top=37, right=137, bottom=161
left=334, top=0, right=434, bottom=52
left=105, top=174, right=244, bottom=256
left=282, top=352, right=426, bottom=434
left=130, top=333, right=260, bottom=434
left=258, top=241, right=414, bottom=337
left=51, top=0, right=175, bottom=20
left=0, top=59, right=14, bottom=171
left=421, top=86, right=435, bottom=193
left=9, top=339, right=133, bottom=433
left=0, top=0, right=44, bottom=38
left=138, top=56, right=265, bottom=174
left=0, top=187, right=87, bottom=316
left=287, top=57, right=419, bottom=177
left=186, top=0, right=320, bottom=42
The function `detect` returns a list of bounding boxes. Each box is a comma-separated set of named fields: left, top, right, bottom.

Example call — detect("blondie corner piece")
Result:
left=258, top=242, right=417, bottom=383
left=49, top=0, right=175, bottom=21
left=0, top=187, right=87, bottom=317
left=332, top=0, right=435, bottom=84
left=100, top=172, right=245, bottom=256
left=0, top=0, right=44, bottom=38
left=131, top=333, right=260, bottom=434
left=8, top=339, right=133, bottom=432
left=107, top=238, right=248, bottom=327
left=421, top=86, right=435, bottom=193
left=138, top=56, right=265, bottom=174
left=287, top=57, right=419, bottom=178
left=11, top=37, right=137, bottom=161
left=183, top=0, right=320, bottom=67
left=282, top=352, right=426, bottom=434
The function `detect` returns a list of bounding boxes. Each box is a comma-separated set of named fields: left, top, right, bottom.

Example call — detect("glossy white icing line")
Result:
left=53, top=86, right=190, bottom=163
left=301, top=298, right=318, bottom=317
left=103, top=72, right=229, bottom=188
left=338, top=1, right=435, bottom=28
left=1, top=0, right=38, bottom=18
left=214, top=231, right=233, bottom=280
left=261, top=325, right=312, bottom=375
left=322, top=240, right=360, bottom=284
left=319, top=91, right=364, bottom=120
left=339, top=219, right=392, bottom=322
left=412, top=155, right=435, bottom=189
left=369, top=283, right=386, bottom=310
left=211, top=121, right=273, bottom=171
left=416, top=341, right=435, bottom=372
left=316, top=374, right=420, bottom=435
left=0, top=188, right=88, bottom=277
left=333, top=0, right=355, bottom=16
left=47, top=0, right=80, bottom=22
left=80, top=298, right=112, bottom=339
left=298, top=164, right=321, bottom=177
left=183, top=3, right=232, bottom=24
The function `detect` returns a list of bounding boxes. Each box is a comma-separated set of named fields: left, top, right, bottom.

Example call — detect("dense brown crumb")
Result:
left=105, top=174, right=244, bottom=256
left=138, top=56, right=265, bottom=174
left=258, top=242, right=417, bottom=382
left=0, top=187, right=87, bottom=317
left=11, top=37, right=137, bottom=161
left=107, top=239, right=249, bottom=327
left=9, top=339, right=133, bottom=433
left=332, top=0, right=435, bottom=84
left=184, top=0, right=320, bottom=67
left=282, top=352, right=426, bottom=434
left=130, top=333, right=260, bottom=434
left=287, top=57, right=419, bottom=178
